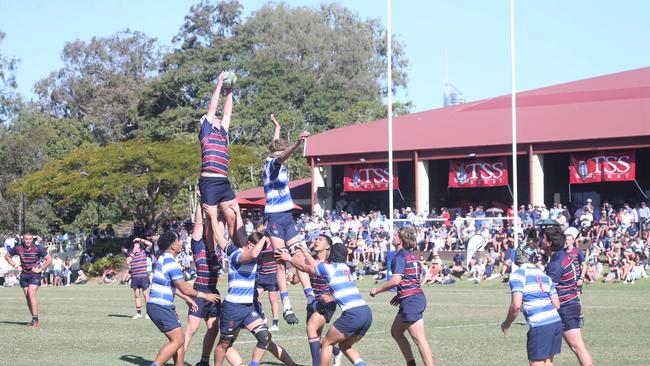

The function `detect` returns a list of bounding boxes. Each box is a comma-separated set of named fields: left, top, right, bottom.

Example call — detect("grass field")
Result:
left=2, top=277, right=649, bottom=366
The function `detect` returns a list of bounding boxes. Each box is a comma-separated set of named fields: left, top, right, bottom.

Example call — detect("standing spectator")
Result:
left=52, top=254, right=64, bottom=286
left=63, top=256, right=72, bottom=286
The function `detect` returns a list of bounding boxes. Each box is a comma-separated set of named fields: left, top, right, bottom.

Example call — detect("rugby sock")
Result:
left=250, top=362, right=260, bottom=366
left=272, top=318, right=279, bottom=327
left=149, top=363, right=158, bottom=366
left=308, top=337, right=321, bottom=366
left=407, top=360, right=416, bottom=366
left=354, top=359, right=366, bottom=366
left=333, top=346, right=341, bottom=356
left=200, top=355, right=209, bottom=363
left=136, top=306, right=142, bottom=315
left=32, top=315, right=38, bottom=323
left=304, top=287, right=315, bottom=304
left=281, top=292, right=292, bottom=310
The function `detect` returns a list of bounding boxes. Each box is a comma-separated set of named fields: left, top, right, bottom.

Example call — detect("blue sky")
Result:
left=1, top=0, right=649, bottom=112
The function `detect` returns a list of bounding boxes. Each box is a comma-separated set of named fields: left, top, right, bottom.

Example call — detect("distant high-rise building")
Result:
left=444, top=82, right=465, bottom=107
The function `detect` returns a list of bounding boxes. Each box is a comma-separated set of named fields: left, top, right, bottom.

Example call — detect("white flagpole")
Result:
left=510, top=0, right=519, bottom=249
left=387, top=0, right=394, bottom=237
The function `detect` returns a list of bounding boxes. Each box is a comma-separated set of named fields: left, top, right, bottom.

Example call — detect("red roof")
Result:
left=305, top=67, right=650, bottom=158
left=236, top=178, right=312, bottom=200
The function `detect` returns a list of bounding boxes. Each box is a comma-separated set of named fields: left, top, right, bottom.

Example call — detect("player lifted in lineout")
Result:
left=198, top=71, right=247, bottom=247
left=264, top=114, right=314, bottom=325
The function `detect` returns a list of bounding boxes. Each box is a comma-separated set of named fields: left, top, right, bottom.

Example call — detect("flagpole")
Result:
left=387, top=0, right=394, bottom=237
left=510, top=0, right=519, bottom=249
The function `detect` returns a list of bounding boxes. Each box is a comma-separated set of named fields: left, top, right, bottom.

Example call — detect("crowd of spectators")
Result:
left=3, top=199, right=649, bottom=289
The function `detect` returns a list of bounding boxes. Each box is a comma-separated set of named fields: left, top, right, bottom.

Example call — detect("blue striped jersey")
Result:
left=315, top=262, right=366, bottom=311
left=263, top=157, right=294, bottom=213
left=191, top=238, right=221, bottom=293
left=148, top=252, right=184, bottom=307
left=509, top=263, right=561, bottom=328
left=225, top=244, right=258, bottom=304
left=199, top=117, right=229, bottom=176
left=7, top=244, right=48, bottom=273
left=129, top=250, right=148, bottom=278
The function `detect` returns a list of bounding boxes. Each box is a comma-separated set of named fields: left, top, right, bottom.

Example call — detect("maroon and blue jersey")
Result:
left=7, top=244, right=48, bottom=273
left=129, top=250, right=149, bottom=278
left=565, top=247, right=585, bottom=278
left=392, top=248, right=424, bottom=300
left=199, top=117, right=229, bottom=176
left=310, top=260, right=332, bottom=299
left=546, top=250, right=580, bottom=305
left=191, top=238, right=221, bottom=293
left=257, top=245, right=277, bottom=276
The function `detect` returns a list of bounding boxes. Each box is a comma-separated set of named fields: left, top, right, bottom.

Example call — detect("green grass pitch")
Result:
left=2, top=278, right=649, bottom=365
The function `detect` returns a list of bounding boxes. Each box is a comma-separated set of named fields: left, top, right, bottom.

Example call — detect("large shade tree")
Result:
left=13, top=140, right=201, bottom=228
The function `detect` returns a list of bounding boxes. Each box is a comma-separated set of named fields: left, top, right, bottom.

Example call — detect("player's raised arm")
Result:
left=276, top=247, right=317, bottom=275
left=236, top=234, right=268, bottom=264
left=271, top=131, right=309, bottom=166
left=191, top=201, right=204, bottom=242
left=206, top=71, right=225, bottom=126
left=270, top=114, right=281, bottom=142
left=220, top=87, right=234, bottom=132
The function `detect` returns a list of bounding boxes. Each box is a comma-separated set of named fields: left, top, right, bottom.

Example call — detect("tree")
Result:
left=0, top=107, right=91, bottom=232
left=12, top=139, right=201, bottom=229
left=34, top=30, right=161, bottom=144
left=0, top=31, right=19, bottom=124
left=173, top=0, right=243, bottom=49
left=12, top=140, right=200, bottom=226
left=137, top=1, right=410, bottom=148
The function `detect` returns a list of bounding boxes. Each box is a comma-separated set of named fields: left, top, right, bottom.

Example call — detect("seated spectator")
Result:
left=451, top=252, right=465, bottom=277
left=603, top=258, right=620, bottom=282
left=101, top=268, right=116, bottom=284
left=75, top=270, right=88, bottom=284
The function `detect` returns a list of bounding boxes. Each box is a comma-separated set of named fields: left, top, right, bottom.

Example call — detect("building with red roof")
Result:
left=304, top=67, right=650, bottom=214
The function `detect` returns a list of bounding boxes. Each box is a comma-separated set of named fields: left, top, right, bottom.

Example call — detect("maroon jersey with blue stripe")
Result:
left=199, top=118, right=229, bottom=176
left=257, top=245, right=277, bottom=276
left=392, top=248, right=424, bottom=300
left=129, top=250, right=149, bottom=278
left=565, top=247, right=584, bottom=278
left=8, top=243, right=48, bottom=273
left=310, top=260, right=332, bottom=298
left=546, top=250, right=579, bottom=305
left=191, top=238, right=221, bottom=293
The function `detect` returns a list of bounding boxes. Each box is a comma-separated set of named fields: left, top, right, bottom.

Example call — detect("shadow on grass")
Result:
left=120, top=355, right=192, bottom=366
left=108, top=314, right=133, bottom=318
left=0, top=320, right=30, bottom=326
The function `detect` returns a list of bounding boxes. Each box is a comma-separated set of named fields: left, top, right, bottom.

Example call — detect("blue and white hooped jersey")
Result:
left=509, top=263, right=562, bottom=328
left=315, top=262, right=366, bottom=311
left=148, top=252, right=184, bottom=307
left=225, top=244, right=258, bottom=304
left=263, top=157, right=294, bottom=213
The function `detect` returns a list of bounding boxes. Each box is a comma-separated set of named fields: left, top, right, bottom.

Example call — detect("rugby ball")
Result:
left=222, top=71, right=237, bottom=89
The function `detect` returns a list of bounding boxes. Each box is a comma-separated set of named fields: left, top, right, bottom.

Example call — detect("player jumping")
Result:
left=264, top=114, right=314, bottom=325
left=198, top=71, right=247, bottom=246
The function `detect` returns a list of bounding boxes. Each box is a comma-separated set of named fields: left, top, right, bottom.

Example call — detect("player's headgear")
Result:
left=328, top=242, right=347, bottom=263
left=515, top=244, right=537, bottom=265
